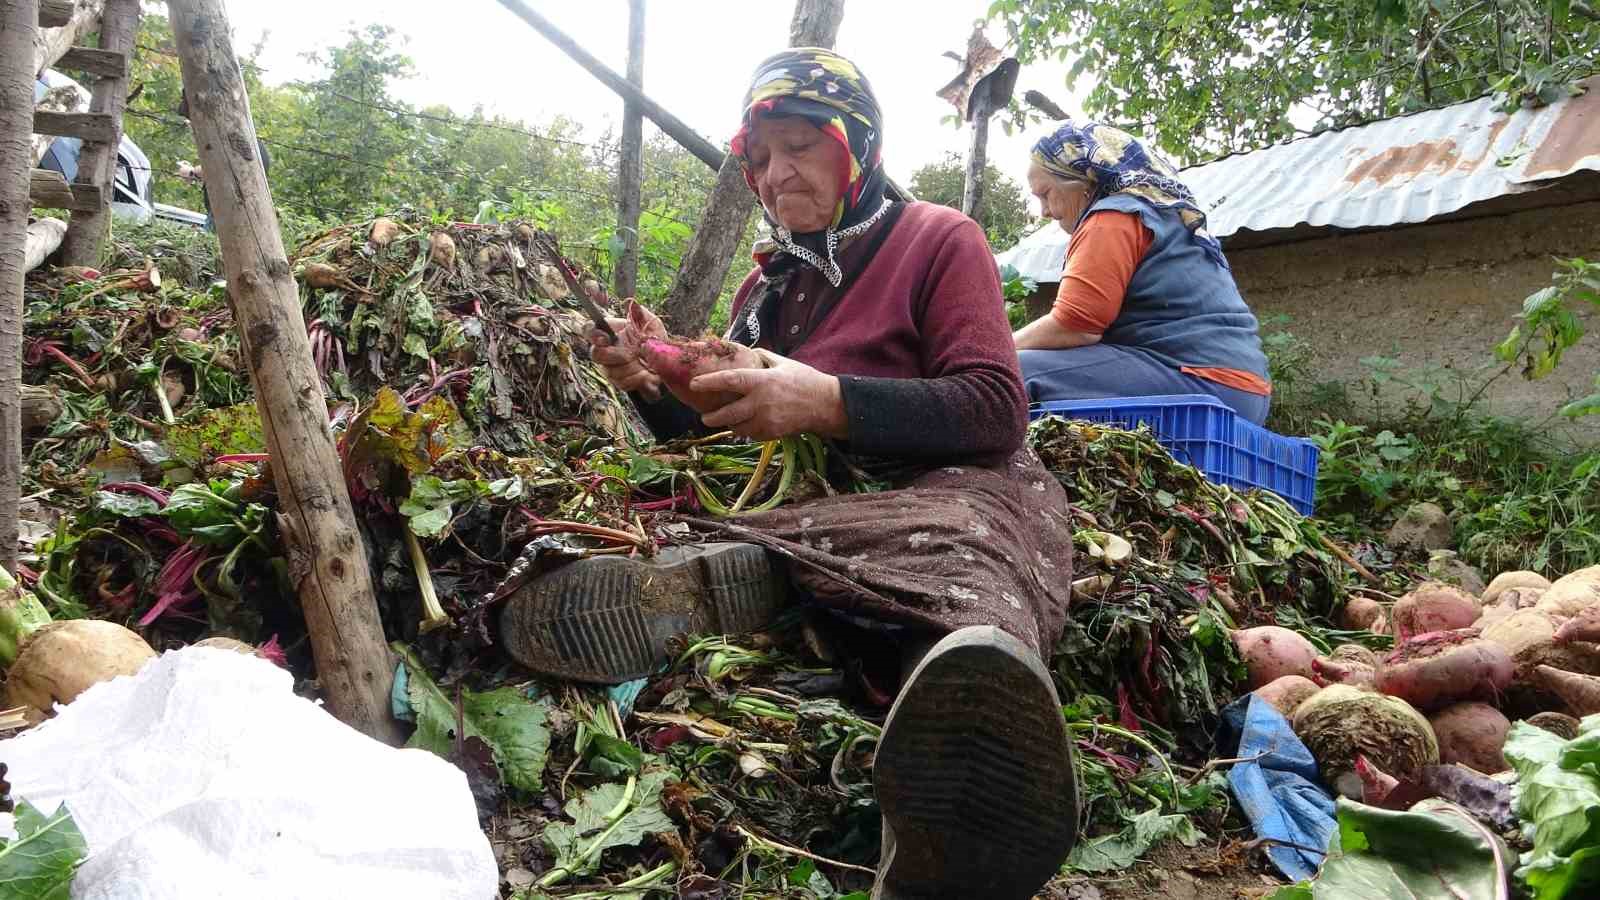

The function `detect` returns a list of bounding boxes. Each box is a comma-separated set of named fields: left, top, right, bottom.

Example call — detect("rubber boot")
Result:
left=498, top=542, right=785, bottom=683
left=871, top=626, right=1079, bottom=899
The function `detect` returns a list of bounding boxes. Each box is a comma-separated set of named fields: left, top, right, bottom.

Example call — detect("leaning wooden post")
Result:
left=0, top=0, right=39, bottom=571
left=168, top=0, right=402, bottom=745
left=938, top=28, right=1017, bottom=224
left=613, top=0, right=645, bottom=300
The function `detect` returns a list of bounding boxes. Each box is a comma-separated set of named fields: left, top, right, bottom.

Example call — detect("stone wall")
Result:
left=1228, top=198, right=1600, bottom=444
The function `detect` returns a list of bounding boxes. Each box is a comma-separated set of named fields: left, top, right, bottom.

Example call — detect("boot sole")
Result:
left=498, top=543, right=783, bottom=683
left=873, top=626, right=1078, bottom=899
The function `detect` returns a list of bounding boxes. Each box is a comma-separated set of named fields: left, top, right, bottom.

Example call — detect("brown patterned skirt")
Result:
left=689, top=448, right=1074, bottom=659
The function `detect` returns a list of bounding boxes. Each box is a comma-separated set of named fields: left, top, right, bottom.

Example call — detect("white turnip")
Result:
left=1392, top=582, right=1481, bottom=640
left=429, top=232, right=456, bottom=270
left=1231, top=625, right=1319, bottom=688
left=1483, top=609, right=1600, bottom=679
left=1530, top=665, right=1600, bottom=717
left=1293, top=685, right=1439, bottom=796
left=1254, top=674, right=1320, bottom=718
left=0, top=565, right=158, bottom=724
left=1312, top=644, right=1379, bottom=689
left=1340, top=596, right=1383, bottom=631
left=1535, top=567, right=1600, bottom=619
left=1481, top=570, right=1552, bottom=606
left=368, top=217, right=401, bottom=249
left=1475, top=587, right=1544, bottom=629
left=1375, top=629, right=1513, bottom=710
left=1428, top=702, right=1510, bottom=774
left=1556, top=606, right=1600, bottom=645
left=1525, top=711, right=1581, bottom=740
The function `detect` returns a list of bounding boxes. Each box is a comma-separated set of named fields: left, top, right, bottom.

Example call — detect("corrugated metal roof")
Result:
left=1182, top=75, right=1600, bottom=239
left=996, top=77, right=1600, bottom=280
left=995, top=219, right=1067, bottom=284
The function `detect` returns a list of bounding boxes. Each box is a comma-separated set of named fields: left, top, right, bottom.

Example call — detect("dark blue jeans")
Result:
left=1019, top=343, right=1271, bottom=425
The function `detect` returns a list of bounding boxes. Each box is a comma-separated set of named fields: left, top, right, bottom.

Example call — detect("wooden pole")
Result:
left=59, top=0, right=131, bottom=267
left=495, top=0, right=723, bottom=169
left=0, top=0, right=39, bottom=572
left=962, top=90, right=994, bottom=220
left=493, top=0, right=913, bottom=202
left=613, top=0, right=644, bottom=300
left=656, top=155, right=756, bottom=334
left=167, top=0, right=402, bottom=745
left=656, top=0, right=848, bottom=336
left=1023, top=89, right=1071, bottom=121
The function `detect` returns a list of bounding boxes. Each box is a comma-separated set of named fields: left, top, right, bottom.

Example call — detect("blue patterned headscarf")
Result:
left=1032, top=122, right=1229, bottom=271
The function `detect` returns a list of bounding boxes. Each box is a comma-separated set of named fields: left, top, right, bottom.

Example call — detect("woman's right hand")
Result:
left=589, top=300, right=667, bottom=401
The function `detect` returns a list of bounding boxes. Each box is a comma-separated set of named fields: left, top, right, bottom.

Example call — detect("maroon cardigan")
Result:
left=634, top=202, right=1027, bottom=462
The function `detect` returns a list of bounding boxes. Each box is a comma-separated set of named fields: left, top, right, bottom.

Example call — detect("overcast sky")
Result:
left=217, top=0, right=1083, bottom=191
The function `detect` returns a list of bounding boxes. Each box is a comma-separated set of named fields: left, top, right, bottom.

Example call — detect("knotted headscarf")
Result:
left=726, top=48, right=895, bottom=346
left=1033, top=121, right=1229, bottom=271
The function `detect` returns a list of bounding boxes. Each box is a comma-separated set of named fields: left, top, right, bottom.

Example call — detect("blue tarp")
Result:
left=1217, top=693, right=1338, bottom=881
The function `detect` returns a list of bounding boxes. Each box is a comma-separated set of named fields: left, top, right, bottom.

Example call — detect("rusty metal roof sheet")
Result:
left=995, top=80, right=1599, bottom=280
left=1181, top=75, right=1600, bottom=239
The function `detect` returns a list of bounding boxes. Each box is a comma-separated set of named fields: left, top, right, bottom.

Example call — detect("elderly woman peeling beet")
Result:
left=498, top=48, right=1078, bottom=898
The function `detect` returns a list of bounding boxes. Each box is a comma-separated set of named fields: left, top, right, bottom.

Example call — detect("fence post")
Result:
left=613, top=0, right=645, bottom=300
left=0, top=0, right=40, bottom=570
left=168, top=0, right=403, bottom=745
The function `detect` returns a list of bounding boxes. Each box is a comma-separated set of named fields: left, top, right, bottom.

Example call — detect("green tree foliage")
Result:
left=908, top=152, right=1034, bottom=248
left=987, top=0, right=1600, bottom=162
left=121, top=13, right=735, bottom=304
left=1496, top=257, right=1600, bottom=419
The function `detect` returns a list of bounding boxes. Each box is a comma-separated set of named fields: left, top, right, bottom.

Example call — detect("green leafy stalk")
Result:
left=403, top=529, right=449, bottom=633
left=0, top=565, right=52, bottom=669
left=0, top=801, right=89, bottom=896
left=537, top=774, right=639, bottom=888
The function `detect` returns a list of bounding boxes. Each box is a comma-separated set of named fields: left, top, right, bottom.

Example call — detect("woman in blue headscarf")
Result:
left=1012, top=122, right=1272, bottom=424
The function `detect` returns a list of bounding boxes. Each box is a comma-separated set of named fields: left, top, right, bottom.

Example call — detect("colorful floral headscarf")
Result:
left=1033, top=122, right=1229, bottom=270
left=730, top=48, right=892, bottom=287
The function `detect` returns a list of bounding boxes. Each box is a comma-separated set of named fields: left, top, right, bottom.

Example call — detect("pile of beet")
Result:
left=1235, top=565, right=1600, bottom=796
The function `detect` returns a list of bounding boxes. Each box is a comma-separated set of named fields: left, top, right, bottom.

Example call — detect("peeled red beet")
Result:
left=1392, top=582, right=1481, bottom=641
left=636, top=336, right=763, bottom=414
left=1375, top=628, right=1513, bottom=710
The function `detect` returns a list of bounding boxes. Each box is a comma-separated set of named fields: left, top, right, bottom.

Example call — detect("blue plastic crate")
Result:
left=1028, top=394, right=1319, bottom=514
left=1224, top=419, right=1320, bottom=515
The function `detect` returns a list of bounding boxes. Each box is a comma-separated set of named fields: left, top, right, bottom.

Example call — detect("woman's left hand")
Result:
left=692, top=350, right=850, bottom=441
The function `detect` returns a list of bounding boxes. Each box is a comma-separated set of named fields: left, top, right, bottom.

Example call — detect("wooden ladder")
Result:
left=27, top=0, right=140, bottom=267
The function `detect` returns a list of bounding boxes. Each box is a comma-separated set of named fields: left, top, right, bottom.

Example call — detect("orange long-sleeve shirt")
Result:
left=1051, top=211, right=1270, bottom=396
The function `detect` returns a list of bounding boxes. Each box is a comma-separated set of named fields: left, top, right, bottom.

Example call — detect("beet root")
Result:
left=1293, top=684, right=1439, bottom=796
left=1340, top=596, right=1383, bottom=631
left=1531, top=665, right=1600, bottom=717
left=1313, top=644, right=1379, bottom=689
left=636, top=335, right=764, bottom=414
left=1232, top=625, right=1318, bottom=688
left=1253, top=675, right=1321, bottom=718
left=1535, top=567, right=1600, bottom=619
left=1525, top=711, right=1582, bottom=740
left=1481, top=570, right=1552, bottom=606
left=1428, top=702, right=1510, bottom=774
left=1392, top=582, right=1481, bottom=641
left=1556, top=606, right=1600, bottom=645
left=1375, top=628, right=1513, bottom=710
